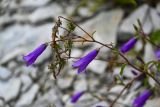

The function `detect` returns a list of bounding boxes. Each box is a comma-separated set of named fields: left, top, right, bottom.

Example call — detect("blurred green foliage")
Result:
left=150, top=30, right=160, bottom=45
left=116, top=0, right=137, bottom=6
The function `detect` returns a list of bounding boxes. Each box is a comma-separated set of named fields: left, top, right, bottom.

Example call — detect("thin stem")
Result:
left=93, top=40, right=160, bottom=86
left=109, top=74, right=141, bottom=107
left=58, top=16, right=95, bottom=41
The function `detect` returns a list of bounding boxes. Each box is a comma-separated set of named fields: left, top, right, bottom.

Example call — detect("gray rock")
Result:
left=71, top=49, right=83, bottom=58
left=150, top=8, right=160, bottom=31
left=0, top=99, right=5, bottom=107
left=7, top=61, right=17, bottom=70
left=15, top=66, right=38, bottom=79
left=88, top=60, right=107, bottom=74
left=122, top=91, right=136, bottom=106
left=0, top=14, right=14, bottom=29
left=57, top=77, right=73, bottom=89
left=0, top=78, right=21, bottom=102
left=157, top=2, right=160, bottom=13
left=144, top=43, right=156, bottom=62
left=109, top=85, right=125, bottom=95
left=29, top=4, right=63, bottom=23
left=19, top=0, right=50, bottom=7
left=88, top=78, right=100, bottom=92
left=16, top=84, right=39, bottom=107
left=32, top=88, right=62, bottom=107
left=92, top=101, right=109, bottom=107
left=119, top=4, right=150, bottom=34
left=66, top=5, right=75, bottom=16
left=19, top=74, right=32, bottom=92
left=78, top=7, right=92, bottom=17
left=142, top=14, right=153, bottom=34
left=0, top=67, right=12, bottom=80
left=0, top=23, right=52, bottom=64
left=74, top=78, right=88, bottom=91
left=0, top=48, right=24, bottom=64
left=77, top=9, right=123, bottom=51
left=145, top=98, right=160, bottom=107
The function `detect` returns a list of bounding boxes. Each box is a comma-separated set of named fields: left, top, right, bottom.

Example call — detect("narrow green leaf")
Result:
left=120, top=64, right=126, bottom=75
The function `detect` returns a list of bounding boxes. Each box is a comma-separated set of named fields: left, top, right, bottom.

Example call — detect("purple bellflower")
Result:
left=155, top=50, right=160, bottom=60
left=71, top=91, right=84, bottom=103
left=133, top=89, right=152, bottom=107
left=72, top=49, right=99, bottom=74
left=120, top=37, right=137, bottom=53
left=23, top=43, right=48, bottom=66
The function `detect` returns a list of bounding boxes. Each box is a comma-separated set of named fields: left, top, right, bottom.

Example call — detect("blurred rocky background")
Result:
left=0, top=0, right=160, bottom=107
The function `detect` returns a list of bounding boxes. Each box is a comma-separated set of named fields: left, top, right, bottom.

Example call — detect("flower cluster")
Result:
left=22, top=17, right=159, bottom=107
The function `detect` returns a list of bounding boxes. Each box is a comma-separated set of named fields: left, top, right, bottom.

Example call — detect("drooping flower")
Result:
left=120, top=37, right=137, bottom=53
left=155, top=50, right=160, bottom=60
left=72, top=49, right=99, bottom=74
left=133, top=89, right=152, bottom=107
left=71, top=91, right=84, bottom=103
left=96, top=106, right=105, bottom=107
left=23, top=43, right=48, bottom=66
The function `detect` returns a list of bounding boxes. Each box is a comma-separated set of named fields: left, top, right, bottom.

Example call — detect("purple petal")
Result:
left=72, top=50, right=99, bottom=68
left=133, top=89, right=152, bottom=107
left=72, top=49, right=99, bottom=74
left=23, top=43, right=48, bottom=66
left=120, top=37, right=137, bottom=53
left=71, top=91, right=84, bottom=103
left=77, top=62, right=89, bottom=74
left=155, top=50, right=160, bottom=60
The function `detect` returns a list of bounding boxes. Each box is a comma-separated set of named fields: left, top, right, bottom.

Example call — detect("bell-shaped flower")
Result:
left=120, top=37, right=137, bottom=53
left=71, top=91, right=84, bottom=103
left=133, top=89, right=152, bottom=107
left=72, top=49, right=99, bottom=74
left=23, top=43, right=48, bottom=66
left=155, top=50, right=160, bottom=60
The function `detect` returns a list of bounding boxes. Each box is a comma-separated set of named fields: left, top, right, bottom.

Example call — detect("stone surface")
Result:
left=0, top=67, right=12, bottom=80
left=88, top=60, right=107, bottom=74
left=57, top=77, right=73, bottom=89
left=32, top=88, right=63, bottom=107
left=16, top=84, right=39, bottom=107
left=156, top=2, right=160, bottom=13
left=0, top=78, right=21, bottom=102
left=74, top=78, right=88, bottom=91
left=109, top=85, right=125, bottom=94
left=113, top=66, right=137, bottom=78
left=7, top=61, right=17, bottom=70
left=0, top=23, right=52, bottom=64
left=150, top=8, right=160, bottom=31
left=15, top=66, right=38, bottom=79
left=0, top=1, right=159, bottom=107
left=92, top=101, right=109, bottom=107
left=119, top=4, right=150, bottom=34
left=142, top=14, right=153, bottom=34
left=71, top=49, right=83, bottom=58
left=20, top=74, right=33, bottom=92
left=20, top=0, right=50, bottom=7
left=144, top=43, right=156, bottom=62
left=77, top=9, right=124, bottom=51
left=78, top=7, right=92, bottom=17
left=145, top=98, right=160, bottom=107
left=29, top=3, right=63, bottom=23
